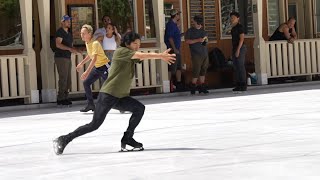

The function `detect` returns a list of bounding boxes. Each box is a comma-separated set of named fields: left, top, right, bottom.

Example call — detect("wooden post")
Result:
left=37, top=0, right=57, bottom=102
left=152, top=0, right=170, bottom=93
left=253, top=0, right=268, bottom=85
left=20, top=0, right=39, bottom=103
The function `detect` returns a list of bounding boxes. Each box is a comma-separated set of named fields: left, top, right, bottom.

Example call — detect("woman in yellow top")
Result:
left=76, top=24, right=110, bottom=112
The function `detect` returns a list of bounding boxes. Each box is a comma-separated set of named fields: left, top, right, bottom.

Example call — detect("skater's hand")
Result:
left=235, top=49, right=240, bottom=58
left=162, top=48, right=176, bottom=65
left=76, top=64, right=84, bottom=72
left=80, top=71, right=89, bottom=80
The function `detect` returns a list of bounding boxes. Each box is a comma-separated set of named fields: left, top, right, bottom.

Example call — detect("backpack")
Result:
left=209, top=47, right=226, bottom=71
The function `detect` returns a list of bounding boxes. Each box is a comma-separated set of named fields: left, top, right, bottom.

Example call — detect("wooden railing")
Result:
left=54, top=48, right=163, bottom=94
left=0, top=55, right=29, bottom=100
left=265, top=39, right=320, bottom=78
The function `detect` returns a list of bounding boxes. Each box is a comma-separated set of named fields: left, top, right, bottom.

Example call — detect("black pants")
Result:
left=232, top=45, right=247, bottom=85
left=66, top=93, right=145, bottom=141
left=83, top=66, right=108, bottom=104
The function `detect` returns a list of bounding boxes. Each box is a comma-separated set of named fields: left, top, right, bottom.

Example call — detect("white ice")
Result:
left=1, top=83, right=320, bottom=180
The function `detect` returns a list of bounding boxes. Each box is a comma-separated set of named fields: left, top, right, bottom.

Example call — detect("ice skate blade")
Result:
left=57, top=105, right=72, bottom=108
left=233, top=91, right=245, bottom=94
left=119, top=147, right=144, bottom=152
left=53, top=139, right=62, bottom=155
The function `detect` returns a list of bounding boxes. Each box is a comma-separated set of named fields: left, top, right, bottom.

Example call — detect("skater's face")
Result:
left=126, top=39, right=141, bottom=51
left=81, top=28, right=92, bottom=42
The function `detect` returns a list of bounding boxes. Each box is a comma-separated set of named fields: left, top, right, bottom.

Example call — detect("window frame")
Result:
left=267, top=0, right=280, bottom=36
left=0, top=0, right=24, bottom=49
left=218, top=0, right=255, bottom=40
left=314, top=0, right=320, bottom=35
left=142, top=0, right=184, bottom=42
left=143, top=0, right=157, bottom=41
left=187, top=0, right=218, bottom=42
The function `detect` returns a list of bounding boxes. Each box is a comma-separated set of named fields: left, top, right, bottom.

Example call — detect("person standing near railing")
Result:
left=53, top=32, right=176, bottom=155
left=230, top=12, right=247, bottom=92
left=96, top=23, right=121, bottom=62
left=76, top=24, right=110, bottom=112
left=269, top=17, right=297, bottom=43
left=93, top=15, right=111, bottom=39
left=94, top=15, right=121, bottom=44
left=55, top=15, right=81, bottom=106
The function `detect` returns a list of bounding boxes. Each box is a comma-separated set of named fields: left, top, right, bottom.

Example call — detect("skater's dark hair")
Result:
left=230, top=11, right=240, bottom=18
left=193, top=15, right=203, bottom=25
left=120, top=32, right=141, bottom=47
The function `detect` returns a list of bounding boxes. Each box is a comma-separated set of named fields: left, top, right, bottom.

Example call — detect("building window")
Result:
left=220, top=0, right=254, bottom=37
left=144, top=0, right=156, bottom=39
left=164, top=0, right=183, bottom=32
left=189, top=0, right=217, bottom=41
left=0, top=0, right=22, bottom=47
left=268, top=0, right=280, bottom=35
left=164, top=3, right=173, bottom=24
left=97, top=0, right=134, bottom=35
left=316, top=0, right=320, bottom=33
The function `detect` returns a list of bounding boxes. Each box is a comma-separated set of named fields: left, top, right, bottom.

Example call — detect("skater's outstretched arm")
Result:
left=132, top=48, right=176, bottom=65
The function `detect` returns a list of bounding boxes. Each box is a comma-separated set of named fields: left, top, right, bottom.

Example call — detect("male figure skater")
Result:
left=53, top=32, right=176, bottom=155
left=76, top=24, right=110, bottom=112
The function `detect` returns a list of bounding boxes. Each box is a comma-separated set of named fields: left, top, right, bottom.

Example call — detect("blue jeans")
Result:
left=83, top=65, right=108, bottom=103
left=105, top=51, right=114, bottom=64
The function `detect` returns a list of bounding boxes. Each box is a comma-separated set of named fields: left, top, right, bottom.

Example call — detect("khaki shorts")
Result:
left=191, top=55, right=209, bottom=78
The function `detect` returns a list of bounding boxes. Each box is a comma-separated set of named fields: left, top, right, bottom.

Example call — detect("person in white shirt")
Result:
left=100, top=23, right=121, bottom=61
left=94, top=15, right=121, bottom=42
left=93, top=15, right=111, bottom=39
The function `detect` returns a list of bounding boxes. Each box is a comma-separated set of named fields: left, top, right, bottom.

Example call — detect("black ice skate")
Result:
left=120, top=131, right=144, bottom=152
left=53, top=135, right=70, bottom=155
left=80, top=103, right=95, bottom=112
left=57, top=100, right=72, bottom=107
left=190, top=84, right=197, bottom=95
left=233, top=83, right=247, bottom=94
left=198, top=84, right=209, bottom=94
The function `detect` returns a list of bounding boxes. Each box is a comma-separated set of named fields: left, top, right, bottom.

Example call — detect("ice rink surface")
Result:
left=1, top=83, right=320, bottom=180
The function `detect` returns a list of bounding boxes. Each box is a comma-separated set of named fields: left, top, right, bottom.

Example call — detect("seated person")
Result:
left=269, top=17, right=297, bottom=43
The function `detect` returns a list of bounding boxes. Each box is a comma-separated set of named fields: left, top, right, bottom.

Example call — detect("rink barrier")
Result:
left=54, top=48, right=163, bottom=94
left=265, top=39, right=320, bottom=78
left=0, top=55, right=29, bottom=100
